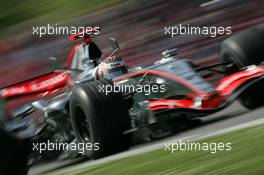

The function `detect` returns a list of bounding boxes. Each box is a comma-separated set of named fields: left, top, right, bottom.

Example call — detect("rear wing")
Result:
left=0, top=72, right=68, bottom=98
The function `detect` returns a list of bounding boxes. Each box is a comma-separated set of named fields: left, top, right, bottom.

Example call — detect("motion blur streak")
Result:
left=0, top=0, right=263, bottom=88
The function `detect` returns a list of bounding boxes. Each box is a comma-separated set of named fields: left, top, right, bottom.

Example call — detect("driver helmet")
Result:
left=100, top=56, right=128, bottom=79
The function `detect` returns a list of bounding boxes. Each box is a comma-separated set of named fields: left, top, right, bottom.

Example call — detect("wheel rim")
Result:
left=74, top=106, right=91, bottom=142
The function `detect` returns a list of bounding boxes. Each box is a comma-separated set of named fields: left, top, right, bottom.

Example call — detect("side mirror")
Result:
left=109, top=38, right=120, bottom=57
left=48, top=57, right=57, bottom=62
left=162, top=48, right=178, bottom=58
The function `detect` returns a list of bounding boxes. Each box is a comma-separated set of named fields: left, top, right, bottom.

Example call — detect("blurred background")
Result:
left=0, top=0, right=263, bottom=88
left=1, top=1, right=264, bottom=175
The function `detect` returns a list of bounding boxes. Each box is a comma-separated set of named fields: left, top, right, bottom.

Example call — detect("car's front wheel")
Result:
left=239, top=79, right=264, bottom=110
left=70, top=79, right=131, bottom=159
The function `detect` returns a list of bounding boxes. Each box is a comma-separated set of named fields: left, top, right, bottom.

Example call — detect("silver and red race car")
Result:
left=0, top=27, right=264, bottom=164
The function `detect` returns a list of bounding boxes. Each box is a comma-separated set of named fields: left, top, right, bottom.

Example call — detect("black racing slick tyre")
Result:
left=219, top=28, right=264, bottom=74
left=239, top=78, right=264, bottom=110
left=70, top=79, right=131, bottom=159
left=0, top=129, right=29, bottom=175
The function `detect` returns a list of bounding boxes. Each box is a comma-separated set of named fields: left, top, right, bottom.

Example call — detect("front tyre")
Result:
left=70, top=79, right=131, bottom=159
left=239, top=79, right=264, bottom=110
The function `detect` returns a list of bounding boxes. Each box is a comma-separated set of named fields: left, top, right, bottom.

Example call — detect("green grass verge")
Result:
left=47, top=124, right=264, bottom=175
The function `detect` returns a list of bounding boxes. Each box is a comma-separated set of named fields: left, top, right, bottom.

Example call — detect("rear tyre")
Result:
left=0, top=129, right=29, bottom=175
left=220, top=28, right=264, bottom=74
left=70, top=79, right=131, bottom=159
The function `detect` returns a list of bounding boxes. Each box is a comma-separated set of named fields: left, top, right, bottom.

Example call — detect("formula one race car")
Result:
left=1, top=27, right=264, bottom=164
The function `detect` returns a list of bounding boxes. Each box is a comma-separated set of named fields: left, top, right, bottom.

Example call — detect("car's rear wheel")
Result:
left=219, top=27, right=264, bottom=74
left=0, top=129, right=29, bottom=175
left=70, top=79, right=131, bottom=159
